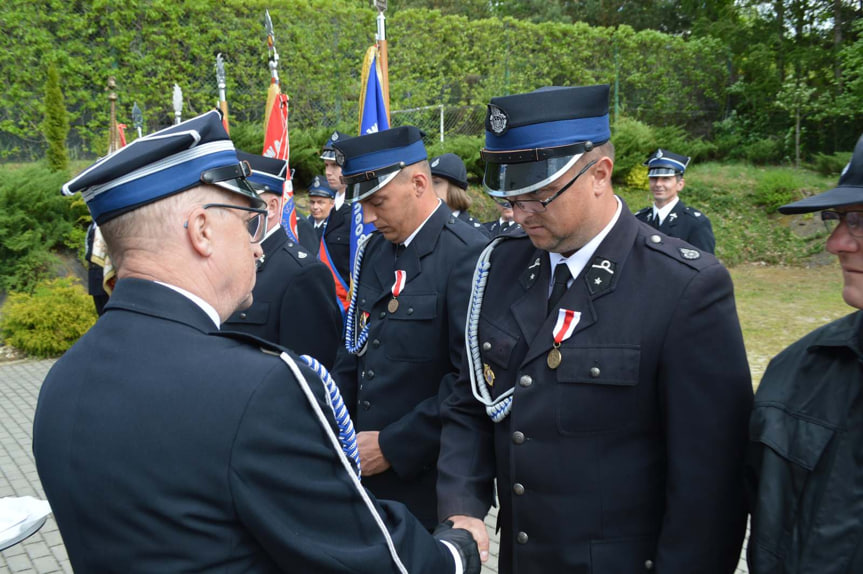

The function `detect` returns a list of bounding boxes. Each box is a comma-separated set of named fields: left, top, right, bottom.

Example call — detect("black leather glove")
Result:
left=432, top=520, right=481, bottom=574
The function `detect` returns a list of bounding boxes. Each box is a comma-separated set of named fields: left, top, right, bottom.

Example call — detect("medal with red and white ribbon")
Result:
left=547, top=308, right=580, bottom=369
left=388, top=270, right=406, bottom=313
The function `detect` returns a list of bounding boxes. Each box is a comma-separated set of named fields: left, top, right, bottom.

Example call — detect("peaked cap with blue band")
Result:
left=332, top=126, right=427, bottom=203
left=308, top=175, right=336, bottom=199
left=430, top=153, right=469, bottom=190
left=779, top=133, right=863, bottom=214
left=236, top=150, right=288, bottom=195
left=481, top=84, right=611, bottom=197
left=320, top=130, right=353, bottom=161
left=643, top=149, right=690, bottom=177
left=63, top=110, right=263, bottom=224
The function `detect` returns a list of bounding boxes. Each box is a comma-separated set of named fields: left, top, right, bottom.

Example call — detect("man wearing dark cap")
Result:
left=484, top=202, right=520, bottom=238
left=746, top=134, right=863, bottom=574
left=320, top=130, right=354, bottom=282
left=307, top=175, right=335, bottom=239
left=223, top=152, right=342, bottom=369
left=429, top=153, right=487, bottom=235
left=437, top=85, right=753, bottom=573
left=332, top=126, right=486, bottom=531
left=32, top=110, right=480, bottom=574
left=635, top=149, right=715, bottom=253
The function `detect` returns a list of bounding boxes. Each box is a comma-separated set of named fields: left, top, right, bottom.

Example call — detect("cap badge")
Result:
left=679, top=248, right=701, bottom=260
left=488, top=104, right=508, bottom=136
left=313, top=176, right=320, bottom=187
left=431, top=158, right=440, bottom=168
left=335, top=148, right=346, bottom=167
left=656, top=149, right=664, bottom=159
left=331, top=132, right=339, bottom=142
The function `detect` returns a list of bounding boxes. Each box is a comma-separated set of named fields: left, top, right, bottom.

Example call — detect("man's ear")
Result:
left=185, top=207, right=214, bottom=257
left=591, top=156, right=614, bottom=192
left=412, top=170, right=430, bottom=197
left=266, top=193, right=281, bottom=220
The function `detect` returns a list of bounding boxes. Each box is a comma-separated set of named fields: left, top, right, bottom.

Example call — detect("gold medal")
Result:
left=483, top=363, right=496, bottom=387
left=387, top=298, right=399, bottom=313
left=547, top=347, right=562, bottom=370
left=358, top=311, right=369, bottom=331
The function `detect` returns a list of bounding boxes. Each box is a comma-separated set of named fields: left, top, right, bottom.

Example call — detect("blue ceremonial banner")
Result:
left=350, top=46, right=390, bottom=275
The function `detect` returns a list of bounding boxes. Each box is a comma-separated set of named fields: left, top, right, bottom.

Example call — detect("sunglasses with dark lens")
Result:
left=494, top=159, right=598, bottom=214
left=821, top=210, right=863, bottom=237
left=202, top=203, right=269, bottom=243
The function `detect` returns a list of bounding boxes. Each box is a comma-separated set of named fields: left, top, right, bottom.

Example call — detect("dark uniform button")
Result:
left=239, top=312, right=247, bottom=320
left=512, top=431, right=525, bottom=445
left=371, top=339, right=381, bottom=348
left=482, top=341, right=492, bottom=352
left=407, top=307, right=414, bottom=315
left=361, top=298, right=366, bottom=305
left=360, top=400, right=371, bottom=410
left=379, top=311, right=387, bottom=319
left=516, top=531, right=528, bottom=544
left=366, top=370, right=375, bottom=380
left=589, top=366, right=600, bottom=378
left=519, top=375, right=533, bottom=387
left=644, top=559, right=654, bottom=570
left=512, top=483, right=525, bottom=496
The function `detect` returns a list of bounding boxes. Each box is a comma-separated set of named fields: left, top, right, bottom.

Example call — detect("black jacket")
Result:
left=323, top=201, right=352, bottom=283
left=635, top=199, right=715, bottom=254
left=747, top=311, right=863, bottom=574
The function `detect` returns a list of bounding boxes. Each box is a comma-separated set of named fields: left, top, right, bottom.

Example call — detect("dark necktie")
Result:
left=394, top=243, right=406, bottom=262
left=547, top=263, right=572, bottom=315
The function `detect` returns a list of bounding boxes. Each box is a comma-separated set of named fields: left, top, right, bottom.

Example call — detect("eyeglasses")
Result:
left=202, top=203, right=269, bottom=243
left=821, top=210, right=863, bottom=237
left=495, top=159, right=598, bottom=214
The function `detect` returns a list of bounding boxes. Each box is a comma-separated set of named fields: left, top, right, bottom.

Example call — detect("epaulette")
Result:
left=282, top=240, right=317, bottom=266
left=635, top=206, right=652, bottom=216
left=681, top=205, right=708, bottom=220
left=641, top=231, right=714, bottom=271
left=445, top=214, right=490, bottom=245
left=213, top=328, right=291, bottom=357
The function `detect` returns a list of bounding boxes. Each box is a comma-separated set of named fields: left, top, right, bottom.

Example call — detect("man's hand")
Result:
left=433, top=520, right=481, bottom=574
left=357, top=431, right=391, bottom=476
left=447, top=515, right=489, bottom=563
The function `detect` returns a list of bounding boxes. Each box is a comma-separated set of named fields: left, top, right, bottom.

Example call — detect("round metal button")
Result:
left=407, top=307, right=414, bottom=315
left=379, top=311, right=387, bottom=319
left=239, top=312, right=247, bottom=320
left=360, top=400, right=371, bottom=410
left=512, top=483, right=525, bottom=496
left=644, top=559, right=654, bottom=570
left=519, top=375, right=533, bottom=388
left=650, top=234, right=662, bottom=244
left=366, top=370, right=375, bottom=380
left=482, top=341, right=492, bottom=352
left=516, top=531, right=528, bottom=544
left=589, top=366, right=600, bottom=378
left=512, top=431, right=525, bottom=445
left=372, top=339, right=381, bottom=348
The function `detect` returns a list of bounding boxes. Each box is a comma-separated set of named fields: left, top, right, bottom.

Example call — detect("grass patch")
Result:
left=730, top=262, right=852, bottom=389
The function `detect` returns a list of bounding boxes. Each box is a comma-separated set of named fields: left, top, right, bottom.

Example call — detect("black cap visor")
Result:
left=201, top=162, right=266, bottom=209
left=778, top=186, right=863, bottom=214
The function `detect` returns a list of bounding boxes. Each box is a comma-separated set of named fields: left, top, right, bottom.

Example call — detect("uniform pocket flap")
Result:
left=479, top=318, right=519, bottom=370
left=749, top=405, right=835, bottom=471
left=386, top=293, right=437, bottom=321
left=556, top=346, right=640, bottom=386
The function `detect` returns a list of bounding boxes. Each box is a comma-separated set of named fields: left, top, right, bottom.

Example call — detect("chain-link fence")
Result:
left=391, top=104, right=485, bottom=143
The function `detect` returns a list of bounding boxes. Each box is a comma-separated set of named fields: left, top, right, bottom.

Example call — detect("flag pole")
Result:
left=374, top=0, right=390, bottom=124
left=215, top=53, right=230, bottom=134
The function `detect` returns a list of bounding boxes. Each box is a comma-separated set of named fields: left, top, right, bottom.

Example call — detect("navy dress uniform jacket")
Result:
left=323, top=202, right=352, bottom=282
left=223, top=229, right=343, bottom=370
left=483, top=220, right=520, bottom=239
left=295, top=215, right=320, bottom=256
left=334, top=204, right=486, bottom=529
left=635, top=199, right=715, bottom=254
left=455, top=210, right=490, bottom=237
left=438, top=203, right=753, bottom=573
left=33, top=278, right=457, bottom=573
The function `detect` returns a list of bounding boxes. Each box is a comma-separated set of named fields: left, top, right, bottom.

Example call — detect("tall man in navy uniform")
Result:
left=437, top=86, right=753, bottom=573
left=307, top=175, right=335, bottom=240
left=635, top=148, right=715, bottom=253
left=32, top=111, right=479, bottom=574
left=320, top=131, right=354, bottom=282
left=332, top=126, right=487, bottom=531
left=224, top=152, right=342, bottom=369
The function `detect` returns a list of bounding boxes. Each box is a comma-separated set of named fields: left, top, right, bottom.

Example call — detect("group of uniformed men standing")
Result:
left=35, top=80, right=855, bottom=574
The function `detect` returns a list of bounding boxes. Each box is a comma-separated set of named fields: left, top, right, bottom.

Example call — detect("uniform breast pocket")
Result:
left=555, top=345, right=640, bottom=434
left=747, top=405, right=834, bottom=569
left=384, top=293, right=438, bottom=362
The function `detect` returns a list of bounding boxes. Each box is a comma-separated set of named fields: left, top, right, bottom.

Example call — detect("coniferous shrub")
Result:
left=0, top=277, right=97, bottom=357
left=754, top=171, right=799, bottom=213
left=811, top=151, right=853, bottom=177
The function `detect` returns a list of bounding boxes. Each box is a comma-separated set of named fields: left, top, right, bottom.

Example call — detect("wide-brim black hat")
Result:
left=779, top=134, right=863, bottom=214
